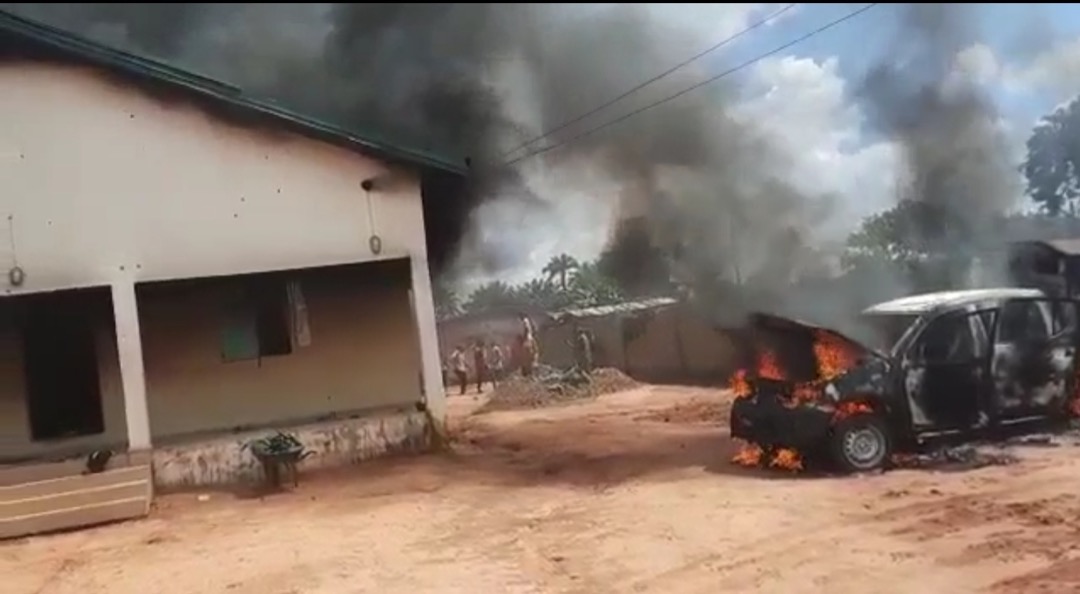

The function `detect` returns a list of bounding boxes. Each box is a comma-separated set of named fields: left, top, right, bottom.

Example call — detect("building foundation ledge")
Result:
left=150, top=409, right=432, bottom=491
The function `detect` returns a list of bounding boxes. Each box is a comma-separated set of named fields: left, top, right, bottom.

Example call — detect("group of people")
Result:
left=442, top=313, right=596, bottom=396
left=443, top=313, right=541, bottom=395
left=444, top=340, right=507, bottom=395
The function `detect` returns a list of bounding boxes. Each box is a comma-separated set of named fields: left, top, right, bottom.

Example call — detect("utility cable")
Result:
left=503, top=3, right=879, bottom=168
left=501, top=3, right=799, bottom=160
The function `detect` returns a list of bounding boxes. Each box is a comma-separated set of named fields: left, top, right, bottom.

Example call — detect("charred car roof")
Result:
left=862, top=288, right=1047, bottom=317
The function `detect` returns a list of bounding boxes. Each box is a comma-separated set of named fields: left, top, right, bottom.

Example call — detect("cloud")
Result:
left=1001, top=37, right=1080, bottom=100
left=640, top=3, right=801, bottom=40
left=734, top=55, right=900, bottom=239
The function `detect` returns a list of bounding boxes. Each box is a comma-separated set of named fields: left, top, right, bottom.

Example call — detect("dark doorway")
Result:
left=21, top=290, right=106, bottom=441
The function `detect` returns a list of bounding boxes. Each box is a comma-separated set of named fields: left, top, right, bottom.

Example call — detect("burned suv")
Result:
left=729, top=288, right=1080, bottom=473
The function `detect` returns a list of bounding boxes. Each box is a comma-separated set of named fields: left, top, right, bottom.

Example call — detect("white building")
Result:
left=0, top=10, right=462, bottom=537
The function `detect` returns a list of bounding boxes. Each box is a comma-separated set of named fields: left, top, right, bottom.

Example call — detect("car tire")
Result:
left=829, top=414, right=892, bottom=473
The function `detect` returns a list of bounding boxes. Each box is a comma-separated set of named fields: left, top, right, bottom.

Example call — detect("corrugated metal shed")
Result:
left=1040, top=239, right=1080, bottom=256
left=553, top=297, right=678, bottom=320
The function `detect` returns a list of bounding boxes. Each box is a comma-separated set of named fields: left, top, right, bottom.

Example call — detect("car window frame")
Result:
left=992, top=297, right=1080, bottom=345
left=905, top=308, right=995, bottom=366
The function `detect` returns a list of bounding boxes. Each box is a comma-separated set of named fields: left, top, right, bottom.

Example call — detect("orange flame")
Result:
left=789, top=383, right=821, bottom=407
left=731, top=441, right=763, bottom=466
left=729, top=369, right=751, bottom=398
left=769, top=448, right=804, bottom=472
left=834, top=400, right=874, bottom=422
left=812, top=330, right=861, bottom=381
left=758, top=349, right=784, bottom=380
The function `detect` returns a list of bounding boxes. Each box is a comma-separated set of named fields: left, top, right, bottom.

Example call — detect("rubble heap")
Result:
left=479, top=366, right=638, bottom=412
left=891, top=444, right=1019, bottom=472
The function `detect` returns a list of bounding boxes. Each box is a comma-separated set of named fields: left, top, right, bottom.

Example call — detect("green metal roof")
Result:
left=0, top=9, right=468, bottom=176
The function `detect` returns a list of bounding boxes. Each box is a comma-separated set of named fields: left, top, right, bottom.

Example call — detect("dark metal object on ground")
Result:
left=246, top=432, right=311, bottom=489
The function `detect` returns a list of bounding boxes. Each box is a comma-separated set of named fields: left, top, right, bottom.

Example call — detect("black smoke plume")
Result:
left=2, top=4, right=829, bottom=293
left=857, top=4, right=1019, bottom=289
left=4, top=4, right=1021, bottom=335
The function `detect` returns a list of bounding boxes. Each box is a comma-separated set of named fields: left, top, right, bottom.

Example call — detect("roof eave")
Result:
left=0, top=9, right=468, bottom=177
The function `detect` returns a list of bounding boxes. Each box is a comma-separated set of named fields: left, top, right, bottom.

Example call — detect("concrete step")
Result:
left=0, top=451, right=149, bottom=487
left=0, top=466, right=149, bottom=500
left=0, top=496, right=149, bottom=540
left=0, top=476, right=149, bottom=518
left=0, top=463, right=151, bottom=540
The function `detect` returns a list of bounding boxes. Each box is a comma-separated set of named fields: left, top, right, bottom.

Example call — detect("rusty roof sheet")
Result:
left=553, top=297, right=678, bottom=320
left=1039, top=239, right=1080, bottom=255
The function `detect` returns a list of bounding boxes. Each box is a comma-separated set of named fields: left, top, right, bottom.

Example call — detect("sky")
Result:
left=485, top=2, right=1080, bottom=288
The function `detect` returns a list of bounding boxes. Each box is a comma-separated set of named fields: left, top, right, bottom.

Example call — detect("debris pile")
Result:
left=891, top=444, right=1019, bottom=472
left=479, top=366, right=638, bottom=413
left=589, top=367, right=640, bottom=394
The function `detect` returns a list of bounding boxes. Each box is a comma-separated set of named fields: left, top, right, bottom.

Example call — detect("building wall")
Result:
left=0, top=62, right=428, bottom=295
left=0, top=263, right=423, bottom=460
left=538, top=303, right=736, bottom=382
left=137, top=264, right=422, bottom=441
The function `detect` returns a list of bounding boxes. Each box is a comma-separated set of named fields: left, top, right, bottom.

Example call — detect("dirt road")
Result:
left=7, top=385, right=1080, bottom=594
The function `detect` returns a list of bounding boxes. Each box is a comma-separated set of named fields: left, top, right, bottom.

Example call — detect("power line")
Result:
left=501, top=3, right=799, bottom=160
left=504, top=3, right=879, bottom=168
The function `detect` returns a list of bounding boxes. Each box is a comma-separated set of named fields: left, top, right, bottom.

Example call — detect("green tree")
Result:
left=1022, top=97, right=1080, bottom=216
left=569, top=261, right=623, bottom=307
left=843, top=199, right=985, bottom=293
left=432, top=280, right=463, bottom=320
left=463, top=281, right=521, bottom=313
left=516, top=277, right=563, bottom=310
left=542, top=253, right=580, bottom=291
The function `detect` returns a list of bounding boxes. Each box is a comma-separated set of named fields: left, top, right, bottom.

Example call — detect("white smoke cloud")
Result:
left=1008, top=37, right=1080, bottom=100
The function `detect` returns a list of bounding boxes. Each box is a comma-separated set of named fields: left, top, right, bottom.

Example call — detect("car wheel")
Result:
left=830, top=414, right=891, bottom=473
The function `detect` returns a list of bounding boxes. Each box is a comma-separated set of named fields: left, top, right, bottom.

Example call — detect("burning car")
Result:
left=729, top=288, right=1080, bottom=473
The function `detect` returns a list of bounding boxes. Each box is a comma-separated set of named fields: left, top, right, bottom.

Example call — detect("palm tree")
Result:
left=432, top=280, right=463, bottom=320
left=542, top=254, right=580, bottom=291
left=518, top=277, right=560, bottom=309
left=464, top=281, right=520, bottom=313
left=570, top=261, right=623, bottom=306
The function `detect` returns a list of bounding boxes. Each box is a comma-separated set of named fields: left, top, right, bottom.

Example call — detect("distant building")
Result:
left=1007, top=239, right=1080, bottom=298
left=538, top=297, right=737, bottom=382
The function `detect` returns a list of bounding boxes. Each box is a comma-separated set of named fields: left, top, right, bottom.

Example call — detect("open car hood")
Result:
left=741, top=312, right=887, bottom=384
left=747, top=312, right=886, bottom=358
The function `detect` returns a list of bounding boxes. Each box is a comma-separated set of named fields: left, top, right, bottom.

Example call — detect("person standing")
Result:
left=488, top=342, right=505, bottom=386
left=518, top=313, right=539, bottom=377
left=472, top=339, right=490, bottom=393
left=449, top=345, right=468, bottom=396
left=573, top=327, right=594, bottom=374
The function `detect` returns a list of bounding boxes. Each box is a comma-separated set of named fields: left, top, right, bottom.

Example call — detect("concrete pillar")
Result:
left=409, top=255, right=446, bottom=426
left=111, top=280, right=151, bottom=451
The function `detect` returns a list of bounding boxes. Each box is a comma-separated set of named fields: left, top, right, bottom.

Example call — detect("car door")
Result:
left=990, top=298, right=1080, bottom=422
left=902, top=308, right=994, bottom=433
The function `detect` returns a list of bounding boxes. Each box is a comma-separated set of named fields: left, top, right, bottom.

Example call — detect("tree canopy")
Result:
left=434, top=253, right=627, bottom=319
left=1022, top=96, right=1080, bottom=217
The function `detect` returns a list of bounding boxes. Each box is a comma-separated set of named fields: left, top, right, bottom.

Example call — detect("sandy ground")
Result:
left=7, top=384, right=1080, bottom=594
